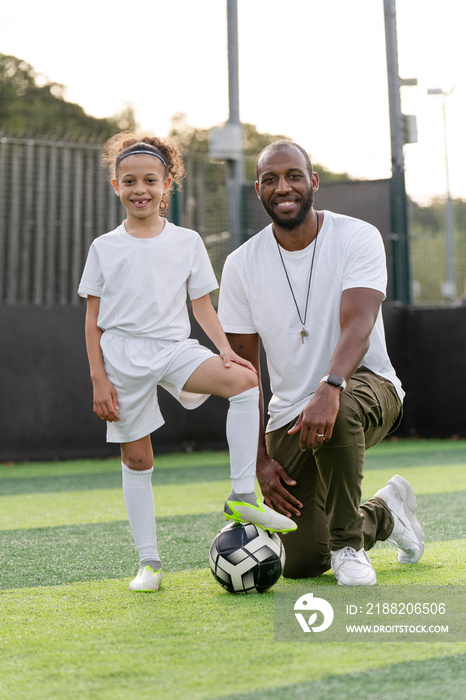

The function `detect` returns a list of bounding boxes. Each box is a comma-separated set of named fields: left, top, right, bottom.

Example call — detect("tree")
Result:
left=169, top=112, right=351, bottom=183
left=0, top=54, right=136, bottom=139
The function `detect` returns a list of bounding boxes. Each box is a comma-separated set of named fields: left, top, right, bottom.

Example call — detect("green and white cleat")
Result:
left=224, top=496, right=297, bottom=534
left=129, top=565, right=162, bottom=592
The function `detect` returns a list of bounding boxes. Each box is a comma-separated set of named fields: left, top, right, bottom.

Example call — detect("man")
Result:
left=218, top=140, right=424, bottom=586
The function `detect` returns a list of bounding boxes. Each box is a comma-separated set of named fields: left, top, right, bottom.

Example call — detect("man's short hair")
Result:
left=255, top=140, right=313, bottom=180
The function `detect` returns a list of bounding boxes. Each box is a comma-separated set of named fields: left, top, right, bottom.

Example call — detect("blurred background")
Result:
left=1, top=0, right=465, bottom=461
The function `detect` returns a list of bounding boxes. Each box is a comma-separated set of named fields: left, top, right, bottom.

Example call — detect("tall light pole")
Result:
left=209, top=0, right=244, bottom=253
left=383, top=0, right=414, bottom=305
left=427, top=87, right=456, bottom=303
left=226, top=0, right=244, bottom=252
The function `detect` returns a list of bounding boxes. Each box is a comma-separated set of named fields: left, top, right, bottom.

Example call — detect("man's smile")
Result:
left=275, top=200, right=298, bottom=211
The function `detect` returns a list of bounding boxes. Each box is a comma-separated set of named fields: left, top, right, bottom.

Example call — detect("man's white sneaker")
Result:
left=331, top=547, right=377, bottom=586
left=374, top=474, right=425, bottom=564
left=129, top=565, right=162, bottom=592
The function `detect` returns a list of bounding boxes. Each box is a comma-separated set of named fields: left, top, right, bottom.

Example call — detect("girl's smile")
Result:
left=130, top=198, right=151, bottom=208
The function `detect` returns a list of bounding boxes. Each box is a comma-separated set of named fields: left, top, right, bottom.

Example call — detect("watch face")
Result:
left=327, top=373, right=344, bottom=387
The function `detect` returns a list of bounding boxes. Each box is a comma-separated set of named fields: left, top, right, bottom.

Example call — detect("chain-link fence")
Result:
left=1, top=133, right=465, bottom=306
left=408, top=198, right=466, bottom=305
left=167, top=151, right=229, bottom=286
left=0, top=134, right=232, bottom=305
left=0, top=135, right=123, bottom=305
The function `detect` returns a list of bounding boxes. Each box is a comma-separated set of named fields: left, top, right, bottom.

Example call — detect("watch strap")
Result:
left=320, top=373, right=347, bottom=391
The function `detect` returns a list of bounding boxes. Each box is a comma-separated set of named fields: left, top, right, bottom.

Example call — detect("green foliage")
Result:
left=167, top=113, right=352, bottom=279
left=0, top=54, right=136, bottom=139
left=169, top=112, right=351, bottom=184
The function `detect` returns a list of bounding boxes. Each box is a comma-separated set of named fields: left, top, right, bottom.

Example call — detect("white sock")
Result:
left=226, top=386, right=260, bottom=494
left=122, top=463, right=161, bottom=566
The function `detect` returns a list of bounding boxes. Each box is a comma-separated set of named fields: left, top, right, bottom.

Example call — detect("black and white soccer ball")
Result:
left=209, top=521, right=286, bottom=594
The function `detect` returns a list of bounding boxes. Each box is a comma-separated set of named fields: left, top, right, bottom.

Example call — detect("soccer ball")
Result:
left=209, top=522, right=286, bottom=594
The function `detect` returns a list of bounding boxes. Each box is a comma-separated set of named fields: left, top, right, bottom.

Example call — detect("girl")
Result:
left=78, top=132, right=296, bottom=592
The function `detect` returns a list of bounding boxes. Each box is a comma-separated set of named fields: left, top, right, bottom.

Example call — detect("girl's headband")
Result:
left=116, top=149, right=167, bottom=169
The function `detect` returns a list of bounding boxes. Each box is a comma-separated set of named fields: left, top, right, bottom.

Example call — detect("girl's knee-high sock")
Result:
left=122, top=463, right=161, bottom=568
left=226, top=386, right=260, bottom=496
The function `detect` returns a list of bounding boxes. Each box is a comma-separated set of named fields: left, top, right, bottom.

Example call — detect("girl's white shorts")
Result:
left=100, top=332, right=215, bottom=444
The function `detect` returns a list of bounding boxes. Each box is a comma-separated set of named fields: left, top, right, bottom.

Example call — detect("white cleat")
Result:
left=331, top=547, right=377, bottom=586
left=374, top=474, right=425, bottom=563
left=224, top=497, right=297, bottom=534
left=129, top=565, right=162, bottom=592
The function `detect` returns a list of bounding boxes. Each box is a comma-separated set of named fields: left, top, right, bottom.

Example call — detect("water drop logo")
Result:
left=294, top=592, right=334, bottom=633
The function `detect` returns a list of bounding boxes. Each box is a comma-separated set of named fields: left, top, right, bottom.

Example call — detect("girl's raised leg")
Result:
left=183, top=358, right=297, bottom=533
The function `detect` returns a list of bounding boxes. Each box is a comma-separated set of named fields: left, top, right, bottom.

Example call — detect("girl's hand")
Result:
left=219, top=346, right=257, bottom=374
left=92, top=377, right=121, bottom=422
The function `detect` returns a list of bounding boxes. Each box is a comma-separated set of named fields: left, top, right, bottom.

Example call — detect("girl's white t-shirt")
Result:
left=218, top=210, right=404, bottom=432
left=78, top=221, right=218, bottom=340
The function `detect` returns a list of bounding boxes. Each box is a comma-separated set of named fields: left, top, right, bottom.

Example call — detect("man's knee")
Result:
left=283, top=559, right=330, bottom=579
left=280, top=532, right=330, bottom=579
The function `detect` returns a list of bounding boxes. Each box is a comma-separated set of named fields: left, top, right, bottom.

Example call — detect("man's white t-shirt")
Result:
left=218, top=210, right=404, bottom=432
left=78, top=221, right=218, bottom=340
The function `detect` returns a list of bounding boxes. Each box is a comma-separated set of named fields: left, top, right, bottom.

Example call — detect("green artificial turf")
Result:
left=0, top=440, right=465, bottom=700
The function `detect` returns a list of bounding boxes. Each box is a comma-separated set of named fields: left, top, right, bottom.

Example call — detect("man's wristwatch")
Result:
left=320, top=373, right=347, bottom=391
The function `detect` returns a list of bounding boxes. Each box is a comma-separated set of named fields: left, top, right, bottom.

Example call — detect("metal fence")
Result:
left=0, top=134, right=231, bottom=305
left=408, top=198, right=466, bottom=306
left=0, top=135, right=123, bottom=305
left=168, top=151, right=229, bottom=285
left=1, top=133, right=465, bottom=306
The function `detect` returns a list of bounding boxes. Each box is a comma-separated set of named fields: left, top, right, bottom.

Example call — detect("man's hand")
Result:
left=257, top=455, right=303, bottom=518
left=288, top=383, right=341, bottom=450
left=288, top=286, right=384, bottom=449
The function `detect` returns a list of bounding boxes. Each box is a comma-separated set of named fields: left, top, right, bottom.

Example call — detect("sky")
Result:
left=1, top=0, right=465, bottom=202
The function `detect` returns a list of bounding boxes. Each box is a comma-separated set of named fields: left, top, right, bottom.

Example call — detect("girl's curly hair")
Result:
left=101, top=131, right=186, bottom=216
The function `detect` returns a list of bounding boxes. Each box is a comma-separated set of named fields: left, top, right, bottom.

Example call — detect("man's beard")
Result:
left=261, top=188, right=314, bottom=230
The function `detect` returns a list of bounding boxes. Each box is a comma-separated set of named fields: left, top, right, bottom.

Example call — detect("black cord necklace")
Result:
left=274, top=211, right=320, bottom=344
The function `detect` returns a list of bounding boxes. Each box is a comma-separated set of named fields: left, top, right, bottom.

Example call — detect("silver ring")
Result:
left=316, top=433, right=325, bottom=437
